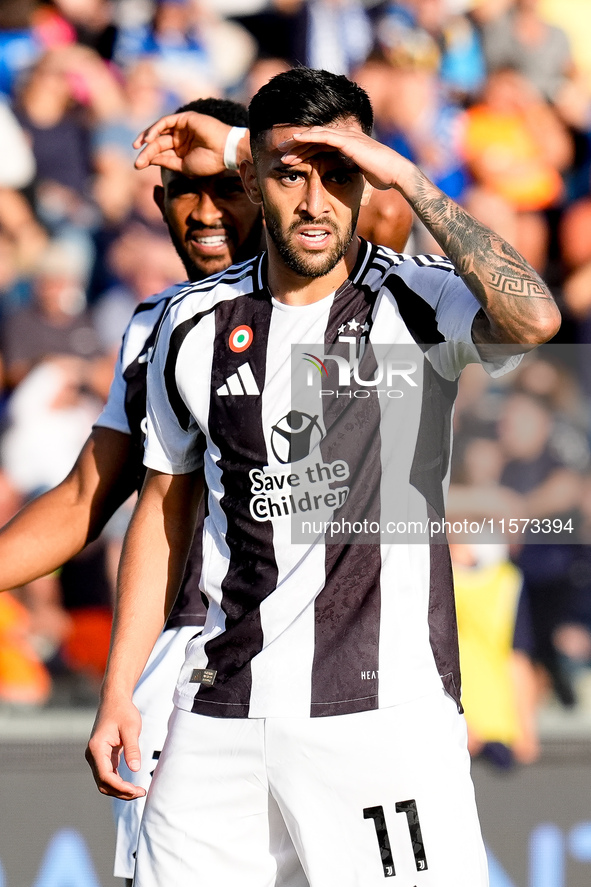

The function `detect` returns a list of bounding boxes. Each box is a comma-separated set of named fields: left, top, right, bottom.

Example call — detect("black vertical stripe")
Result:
left=121, top=294, right=206, bottom=630
left=123, top=299, right=171, bottom=491
left=382, top=275, right=445, bottom=347
left=166, top=496, right=207, bottom=629
left=427, top=506, right=462, bottom=710
left=192, top=290, right=278, bottom=716
left=409, top=361, right=457, bottom=519
left=164, top=306, right=217, bottom=432
left=310, top=278, right=383, bottom=717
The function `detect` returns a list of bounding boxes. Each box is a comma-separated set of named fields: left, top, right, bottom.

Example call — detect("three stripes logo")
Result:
left=216, top=362, right=260, bottom=397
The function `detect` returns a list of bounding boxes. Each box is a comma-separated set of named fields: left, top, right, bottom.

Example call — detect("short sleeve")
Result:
left=94, top=286, right=184, bottom=438
left=392, top=256, right=523, bottom=380
left=94, top=344, right=131, bottom=435
left=144, top=307, right=205, bottom=475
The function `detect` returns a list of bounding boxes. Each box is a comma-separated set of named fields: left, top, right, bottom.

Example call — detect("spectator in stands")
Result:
left=92, top=59, right=169, bottom=227
left=480, top=0, right=573, bottom=103
left=355, top=23, right=467, bottom=251
left=14, top=46, right=122, bottom=197
left=0, top=241, right=102, bottom=391
left=452, top=541, right=540, bottom=767
left=498, top=391, right=582, bottom=704
left=559, top=197, right=591, bottom=379
left=463, top=66, right=573, bottom=271
left=1, top=356, right=102, bottom=497
left=368, top=21, right=468, bottom=201
left=92, top=222, right=184, bottom=356
left=0, top=96, right=35, bottom=189
left=113, top=0, right=256, bottom=101
left=0, top=189, right=48, bottom=315
left=50, top=0, right=118, bottom=60
left=537, top=0, right=591, bottom=98
left=0, top=0, right=42, bottom=98
left=379, top=0, right=486, bottom=101
left=305, top=0, right=372, bottom=75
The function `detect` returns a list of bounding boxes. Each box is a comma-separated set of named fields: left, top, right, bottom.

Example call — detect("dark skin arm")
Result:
left=0, top=427, right=136, bottom=590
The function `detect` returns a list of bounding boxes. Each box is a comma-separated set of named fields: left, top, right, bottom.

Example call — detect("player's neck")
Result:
left=267, top=237, right=360, bottom=307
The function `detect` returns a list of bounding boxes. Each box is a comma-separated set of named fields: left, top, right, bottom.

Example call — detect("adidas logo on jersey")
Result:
left=216, top=362, right=260, bottom=396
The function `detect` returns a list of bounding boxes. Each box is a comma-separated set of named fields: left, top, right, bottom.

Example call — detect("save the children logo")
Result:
left=270, top=410, right=324, bottom=464
left=249, top=459, right=350, bottom=523
left=249, top=410, right=349, bottom=523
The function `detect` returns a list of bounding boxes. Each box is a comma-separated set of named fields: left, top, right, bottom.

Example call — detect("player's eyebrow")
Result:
left=270, top=159, right=307, bottom=173
left=270, top=155, right=360, bottom=174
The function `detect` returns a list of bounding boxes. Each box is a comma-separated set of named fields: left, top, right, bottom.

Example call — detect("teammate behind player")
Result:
left=87, top=68, right=559, bottom=887
left=0, top=97, right=265, bottom=884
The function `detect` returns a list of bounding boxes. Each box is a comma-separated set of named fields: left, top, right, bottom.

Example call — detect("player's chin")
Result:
left=293, top=245, right=344, bottom=278
left=192, top=249, right=235, bottom=277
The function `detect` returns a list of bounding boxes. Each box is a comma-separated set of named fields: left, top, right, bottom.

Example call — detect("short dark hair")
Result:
left=248, top=67, right=373, bottom=158
left=175, top=97, right=248, bottom=128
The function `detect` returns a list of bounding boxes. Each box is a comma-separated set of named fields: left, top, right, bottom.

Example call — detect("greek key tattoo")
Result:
left=407, top=171, right=557, bottom=344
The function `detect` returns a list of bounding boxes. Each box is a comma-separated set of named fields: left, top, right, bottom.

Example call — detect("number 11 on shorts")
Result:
left=364, top=800, right=428, bottom=877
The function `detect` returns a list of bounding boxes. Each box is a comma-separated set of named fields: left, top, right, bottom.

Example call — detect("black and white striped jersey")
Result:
left=94, top=282, right=207, bottom=630
left=145, top=239, right=520, bottom=718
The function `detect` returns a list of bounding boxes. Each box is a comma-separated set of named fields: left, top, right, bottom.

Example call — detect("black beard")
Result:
left=263, top=208, right=358, bottom=279
left=164, top=217, right=264, bottom=282
left=165, top=219, right=204, bottom=281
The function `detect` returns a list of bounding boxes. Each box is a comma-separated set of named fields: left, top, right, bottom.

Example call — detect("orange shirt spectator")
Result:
left=463, top=68, right=571, bottom=211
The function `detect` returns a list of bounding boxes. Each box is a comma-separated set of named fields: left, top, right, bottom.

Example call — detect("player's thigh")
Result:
left=134, top=708, right=307, bottom=887
left=267, top=692, right=487, bottom=887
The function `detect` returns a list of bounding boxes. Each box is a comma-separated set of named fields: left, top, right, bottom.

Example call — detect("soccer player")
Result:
left=87, top=68, right=560, bottom=887
left=0, top=97, right=264, bottom=884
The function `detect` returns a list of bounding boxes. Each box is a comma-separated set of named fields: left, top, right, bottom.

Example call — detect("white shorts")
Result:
left=112, top=625, right=200, bottom=879
left=134, top=690, right=488, bottom=887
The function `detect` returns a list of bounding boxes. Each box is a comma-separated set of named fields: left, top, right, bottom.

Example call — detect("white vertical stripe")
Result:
left=372, top=290, right=442, bottom=707
left=249, top=296, right=334, bottom=717
left=174, top=313, right=232, bottom=702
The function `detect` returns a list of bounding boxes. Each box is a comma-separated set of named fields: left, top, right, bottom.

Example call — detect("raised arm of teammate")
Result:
left=276, top=126, right=561, bottom=348
left=133, top=111, right=251, bottom=177
left=86, top=466, right=202, bottom=799
left=0, top=427, right=136, bottom=591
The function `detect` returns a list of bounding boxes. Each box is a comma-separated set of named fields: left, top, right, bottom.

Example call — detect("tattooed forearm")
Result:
left=405, top=170, right=560, bottom=345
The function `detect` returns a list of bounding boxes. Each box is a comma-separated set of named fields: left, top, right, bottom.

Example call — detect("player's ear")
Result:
left=153, top=185, right=165, bottom=217
left=240, top=160, right=262, bottom=205
left=361, top=179, right=373, bottom=207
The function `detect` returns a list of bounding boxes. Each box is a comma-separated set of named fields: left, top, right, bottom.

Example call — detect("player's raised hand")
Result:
left=86, top=697, right=146, bottom=800
left=133, top=111, right=232, bottom=177
left=278, top=126, right=415, bottom=193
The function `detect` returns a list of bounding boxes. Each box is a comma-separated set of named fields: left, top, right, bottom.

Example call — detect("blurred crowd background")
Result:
left=0, top=0, right=591, bottom=770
